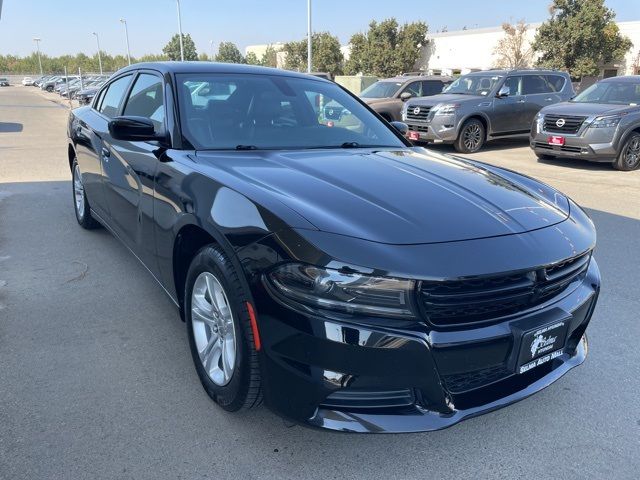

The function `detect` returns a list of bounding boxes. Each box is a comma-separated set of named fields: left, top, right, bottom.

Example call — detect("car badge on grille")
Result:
left=328, top=109, right=334, bottom=115
left=413, top=107, right=421, bottom=115
left=555, top=118, right=566, bottom=127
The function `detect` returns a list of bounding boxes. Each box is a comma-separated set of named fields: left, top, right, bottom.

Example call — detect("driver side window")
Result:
left=402, top=82, right=422, bottom=98
left=123, top=73, right=165, bottom=131
left=502, top=76, right=523, bottom=96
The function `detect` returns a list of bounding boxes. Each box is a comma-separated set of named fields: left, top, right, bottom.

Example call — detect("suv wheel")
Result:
left=454, top=119, right=485, bottom=153
left=185, top=245, right=262, bottom=412
left=614, top=133, right=640, bottom=171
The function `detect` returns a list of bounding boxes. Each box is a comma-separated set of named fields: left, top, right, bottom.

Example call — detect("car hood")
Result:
left=541, top=101, right=638, bottom=116
left=194, top=148, right=570, bottom=245
left=407, top=93, right=486, bottom=107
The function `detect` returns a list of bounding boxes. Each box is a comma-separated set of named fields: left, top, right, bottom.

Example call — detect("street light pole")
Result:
left=92, top=32, right=103, bottom=74
left=176, top=0, right=184, bottom=61
left=120, top=18, right=131, bottom=65
left=307, top=0, right=312, bottom=73
left=210, top=40, right=214, bottom=61
left=33, top=37, right=43, bottom=76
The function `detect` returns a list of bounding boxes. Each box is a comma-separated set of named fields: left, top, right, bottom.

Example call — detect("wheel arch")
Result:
left=458, top=114, right=490, bottom=140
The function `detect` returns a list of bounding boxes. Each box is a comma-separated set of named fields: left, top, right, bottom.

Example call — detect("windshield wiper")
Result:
left=341, top=142, right=361, bottom=148
left=235, top=144, right=258, bottom=150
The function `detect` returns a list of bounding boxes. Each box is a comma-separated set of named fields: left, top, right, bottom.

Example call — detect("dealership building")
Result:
left=422, top=21, right=640, bottom=77
left=247, top=20, right=640, bottom=78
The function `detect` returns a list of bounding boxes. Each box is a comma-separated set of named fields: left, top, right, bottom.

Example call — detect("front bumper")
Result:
left=405, top=115, right=458, bottom=143
left=530, top=124, right=619, bottom=162
left=254, top=258, right=600, bottom=433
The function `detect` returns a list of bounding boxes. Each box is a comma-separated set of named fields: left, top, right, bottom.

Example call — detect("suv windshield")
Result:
left=444, top=74, right=503, bottom=96
left=360, top=81, right=403, bottom=99
left=177, top=74, right=405, bottom=150
left=572, top=81, right=640, bottom=105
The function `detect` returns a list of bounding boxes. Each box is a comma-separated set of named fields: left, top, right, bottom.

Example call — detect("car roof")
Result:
left=381, top=75, right=452, bottom=82
left=466, top=69, right=568, bottom=76
left=113, top=61, right=331, bottom=82
left=600, top=75, right=640, bottom=83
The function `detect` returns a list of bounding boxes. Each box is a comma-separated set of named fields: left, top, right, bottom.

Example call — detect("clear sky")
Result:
left=0, top=0, right=638, bottom=57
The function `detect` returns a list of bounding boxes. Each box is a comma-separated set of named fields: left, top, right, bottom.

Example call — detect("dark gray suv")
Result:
left=402, top=69, right=574, bottom=153
left=531, top=75, right=640, bottom=171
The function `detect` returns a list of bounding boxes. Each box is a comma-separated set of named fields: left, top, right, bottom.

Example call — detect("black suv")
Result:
left=403, top=69, right=575, bottom=153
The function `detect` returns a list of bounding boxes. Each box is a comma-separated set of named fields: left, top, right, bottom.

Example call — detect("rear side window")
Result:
left=522, top=75, right=552, bottom=95
left=421, top=81, right=444, bottom=96
left=544, top=75, right=566, bottom=92
left=123, top=73, right=165, bottom=130
left=98, top=75, right=133, bottom=118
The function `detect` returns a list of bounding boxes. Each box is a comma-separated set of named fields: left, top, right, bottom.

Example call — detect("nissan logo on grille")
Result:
left=555, top=118, right=566, bottom=128
left=413, top=107, right=421, bottom=115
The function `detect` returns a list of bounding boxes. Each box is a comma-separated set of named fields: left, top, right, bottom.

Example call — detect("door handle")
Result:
left=101, top=147, right=111, bottom=161
left=545, top=97, right=553, bottom=102
left=517, top=99, right=526, bottom=103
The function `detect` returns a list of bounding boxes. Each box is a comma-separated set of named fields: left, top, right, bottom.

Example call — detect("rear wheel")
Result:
left=72, top=161, right=100, bottom=230
left=454, top=119, right=485, bottom=153
left=185, top=245, right=262, bottom=412
left=613, top=133, right=640, bottom=171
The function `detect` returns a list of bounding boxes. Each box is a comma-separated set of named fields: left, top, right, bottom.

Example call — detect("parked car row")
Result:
left=391, top=69, right=640, bottom=171
left=22, top=74, right=110, bottom=103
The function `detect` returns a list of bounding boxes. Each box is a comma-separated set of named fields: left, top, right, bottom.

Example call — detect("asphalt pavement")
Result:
left=1, top=87, right=639, bottom=480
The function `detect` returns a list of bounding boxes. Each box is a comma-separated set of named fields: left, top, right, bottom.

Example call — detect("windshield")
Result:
left=444, top=74, right=503, bottom=96
left=359, top=81, right=403, bottom=99
left=177, top=73, right=406, bottom=150
left=572, top=81, right=640, bottom=105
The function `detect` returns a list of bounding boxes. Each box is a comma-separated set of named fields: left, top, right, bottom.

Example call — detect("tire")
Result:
left=46, top=86, right=53, bottom=92
left=185, top=245, right=262, bottom=412
left=72, top=160, right=100, bottom=229
left=613, top=132, right=640, bottom=171
left=454, top=118, right=485, bottom=153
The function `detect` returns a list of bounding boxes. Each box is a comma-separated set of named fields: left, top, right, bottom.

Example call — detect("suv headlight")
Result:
left=267, top=263, right=415, bottom=318
left=590, top=114, right=623, bottom=128
left=433, top=104, right=458, bottom=115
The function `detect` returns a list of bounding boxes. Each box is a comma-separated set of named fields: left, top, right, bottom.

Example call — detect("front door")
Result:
left=102, top=72, right=166, bottom=272
left=491, top=75, right=526, bottom=134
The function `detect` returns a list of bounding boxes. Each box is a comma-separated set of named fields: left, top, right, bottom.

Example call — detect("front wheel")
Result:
left=185, top=245, right=262, bottom=412
left=613, top=133, right=640, bottom=171
left=454, top=119, right=485, bottom=153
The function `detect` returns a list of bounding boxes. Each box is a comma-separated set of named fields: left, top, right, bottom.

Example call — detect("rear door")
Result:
left=102, top=71, right=165, bottom=272
left=521, top=74, right=563, bottom=127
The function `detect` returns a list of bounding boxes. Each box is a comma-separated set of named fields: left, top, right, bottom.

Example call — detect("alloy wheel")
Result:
left=191, top=272, right=237, bottom=386
left=623, top=137, right=640, bottom=169
left=73, top=164, right=85, bottom=219
left=463, top=124, right=482, bottom=151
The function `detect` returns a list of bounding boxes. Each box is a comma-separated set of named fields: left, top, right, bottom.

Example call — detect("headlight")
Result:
left=267, top=263, right=415, bottom=318
left=589, top=115, right=623, bottom=128
left=433, top=104, right=458, bottom=115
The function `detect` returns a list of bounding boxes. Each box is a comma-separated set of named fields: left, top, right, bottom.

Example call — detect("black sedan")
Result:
left=67, top=62, right=600, bottom=433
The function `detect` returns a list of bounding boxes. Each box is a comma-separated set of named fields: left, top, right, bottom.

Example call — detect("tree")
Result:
left=215, top=42, right=245, bottom=64
left=532, top=0, right=632, bottom=78
left=261, top=45, right=278, bottom=68
left=283, top=32, right=344, bottom=75
left=493, top=20, right=534, bottom=69
left=162, top=33, right=198, bottom=61
left=344, top=18, right=428, bottom=77
left=244, top=51, right=261, bottom=65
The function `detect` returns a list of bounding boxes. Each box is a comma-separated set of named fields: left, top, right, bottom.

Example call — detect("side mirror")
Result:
left=389, top=121, right=409, bottom=135
left=400, top=92, right=413, bottom=101
left=496, top=85, right=510, bottom=98
left=108, top=116, right=159, bottom=142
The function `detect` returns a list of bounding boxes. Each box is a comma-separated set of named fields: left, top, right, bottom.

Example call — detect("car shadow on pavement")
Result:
left=536, top=155, right=620, bottom=172
left=1, top=181, right=639, bottom=479
left=0, top=122, right=23, bottom=133
left=424, top=136, right=530, bottom=153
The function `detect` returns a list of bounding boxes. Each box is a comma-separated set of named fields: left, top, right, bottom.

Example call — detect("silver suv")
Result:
left=531, top=75, right=640, bottom=171
left=402, top=70, right=574, bottom=153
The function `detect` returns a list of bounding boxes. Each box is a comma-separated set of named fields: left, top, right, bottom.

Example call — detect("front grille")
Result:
left=442, top=365, right=511, bottom=393
left=405, top=105, right=431, bottom=122
left=543, top=114, right=586, bottom=134
left=408, top=124, right=429, bottom=133
left=420, top=252, right=591, bottom=326
left=320, top=388, right=415, bottom=410
left=535, top=142, right=583, bottom=153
